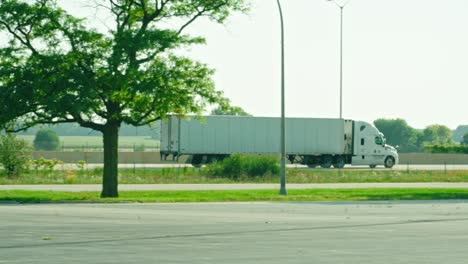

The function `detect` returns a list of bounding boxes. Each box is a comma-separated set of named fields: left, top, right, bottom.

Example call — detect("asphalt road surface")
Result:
left=2, top=201, right=468, bottom=263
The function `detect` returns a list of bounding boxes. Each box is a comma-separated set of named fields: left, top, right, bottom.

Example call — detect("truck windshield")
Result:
left=375, top=136, right=383, bottom=145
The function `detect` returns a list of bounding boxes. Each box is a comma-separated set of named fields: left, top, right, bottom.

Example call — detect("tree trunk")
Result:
left=101, top=123, right=120, bottom=198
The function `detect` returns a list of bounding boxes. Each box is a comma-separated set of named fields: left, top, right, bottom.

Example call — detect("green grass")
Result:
left=18, top=135, right=160, bottom=149
left=2, top=188, right=468, bottom=203
left=3, top=168, right=468, bottom=185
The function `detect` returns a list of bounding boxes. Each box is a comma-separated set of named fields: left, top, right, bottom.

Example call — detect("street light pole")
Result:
left=339, top=5, right=343, bottom=119
left=327, top=0, right=349, bottom=119
left=277, top=0, right=287, bottom=195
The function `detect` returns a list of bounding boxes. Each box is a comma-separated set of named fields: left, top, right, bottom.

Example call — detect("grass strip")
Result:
left=3, top=169, right=468, bottom=185
left=2, top=188, right=468, bottom=203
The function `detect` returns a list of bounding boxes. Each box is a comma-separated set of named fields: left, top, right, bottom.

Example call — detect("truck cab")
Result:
left=352, top=121, right=399, bottom=168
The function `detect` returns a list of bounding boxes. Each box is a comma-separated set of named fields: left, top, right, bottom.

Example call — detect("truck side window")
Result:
left=360, top=125, right=366, bottom=131
left=361, top=138, right=364, bottom=145
left=375, top=137, right=382, bottom=145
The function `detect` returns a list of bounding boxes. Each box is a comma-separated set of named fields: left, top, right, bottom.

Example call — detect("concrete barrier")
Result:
left=32, top=152, right=468, bottom=165
left=399, top=153, right=468, bottom=165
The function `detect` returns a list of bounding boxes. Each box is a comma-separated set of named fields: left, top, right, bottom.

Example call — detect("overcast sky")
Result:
left=10, top=1, right=468, bottom=129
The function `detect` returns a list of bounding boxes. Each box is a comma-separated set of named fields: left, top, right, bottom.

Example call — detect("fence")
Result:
left=53, top=145, right=160, bottom=152
left=32, top=151, right=188, bottom=164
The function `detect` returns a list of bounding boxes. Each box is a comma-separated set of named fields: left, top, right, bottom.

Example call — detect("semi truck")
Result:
left=160, top=115, right=399, bottom=169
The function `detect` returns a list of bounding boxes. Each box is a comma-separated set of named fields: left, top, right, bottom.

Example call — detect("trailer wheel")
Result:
left=384, top=156, right=395, bottom=169
left=333, top=156, right=345, bottom=169
left=191, top=154, right=203, bottom=168
left=320, top=155, right=333, bottom=169
left=304, top=156, right=319, bottom=168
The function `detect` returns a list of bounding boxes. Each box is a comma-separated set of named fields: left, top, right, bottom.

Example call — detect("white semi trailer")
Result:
left=160, top=116, right=399, bottom=168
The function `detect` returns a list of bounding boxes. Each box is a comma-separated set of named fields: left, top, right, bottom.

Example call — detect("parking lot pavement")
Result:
left=2, top=201, right=468, bottom=264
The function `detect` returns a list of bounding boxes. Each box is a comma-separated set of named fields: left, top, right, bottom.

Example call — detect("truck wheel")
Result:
left=320, top=155, right=333, bottom=169
left=369, top=164, right=377, bottom=169
left=384, top=156, right=395, bottom=169
left=333, top=156, right=345, bottom=169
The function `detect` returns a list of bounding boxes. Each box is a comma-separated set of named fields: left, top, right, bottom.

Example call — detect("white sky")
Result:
left=183, top=0, right=468, bottom=130
left=6, top=0, right=468, bottom=129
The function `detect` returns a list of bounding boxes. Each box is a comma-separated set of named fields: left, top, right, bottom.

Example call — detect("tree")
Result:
left=420, top=125, right=454, bottom=146
left=453, top=125, right=468, bottom=143
left=0, top=134, right=32, bottom=177
left=33, top=129, right=60, bottom=151
left=211, top=106, right=251, bottom=116
left=373, top=119, right=419, bottom=152
left=0, top=0, right=248, bottom=197
left=463, top=133, right=468, bottom=145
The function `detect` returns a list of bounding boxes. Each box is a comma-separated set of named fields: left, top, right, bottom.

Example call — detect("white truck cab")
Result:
left=352, top=121, right=399, bottom=168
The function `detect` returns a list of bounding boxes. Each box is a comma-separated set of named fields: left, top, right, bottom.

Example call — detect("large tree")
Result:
left=0, top=0, right=248, bottom=197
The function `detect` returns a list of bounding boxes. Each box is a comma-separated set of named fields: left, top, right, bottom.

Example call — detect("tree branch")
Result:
left=177, top=7, right=206, bottom=35
left=177, top=1, right=230, bottom=35
left=0, top=20, right=40, bottom=56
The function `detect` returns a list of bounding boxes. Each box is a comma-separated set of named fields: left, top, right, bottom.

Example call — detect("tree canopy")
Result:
left=463, top=133, right=468, bottom=145
left=210, top=105, right=251, bottom=116
left=453, top=125, right=468, bottom=143
left=420, top=124, right=453, bottom=146
left=0, top=0, right=248, bottom=197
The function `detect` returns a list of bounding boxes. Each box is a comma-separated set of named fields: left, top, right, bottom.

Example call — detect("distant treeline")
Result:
left=15, top=122, right=160, bottom=139
left=374, top=119, right=468, bottom=153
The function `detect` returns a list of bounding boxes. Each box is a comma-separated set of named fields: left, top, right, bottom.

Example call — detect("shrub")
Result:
left=31, top=157, right=63, bottom=171
left=424, top=144, right=468, bottom=154
left=76, top=160, right=87, bottom=170
left=0, top=134, right=32, bottom=177
left=206, top=154, right=279, bottom=180
left=134, top=144, right=145, bottom=152
left=33, top=129, right=60, bottom=151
